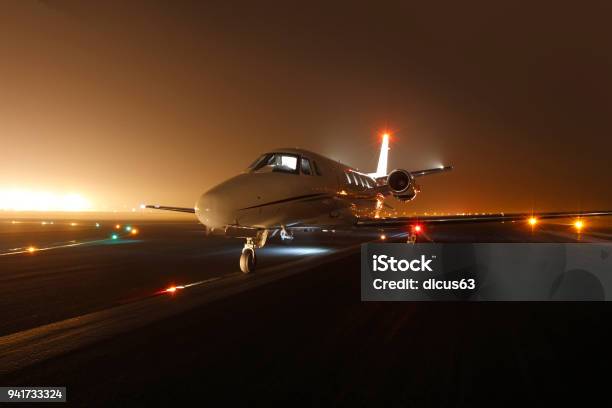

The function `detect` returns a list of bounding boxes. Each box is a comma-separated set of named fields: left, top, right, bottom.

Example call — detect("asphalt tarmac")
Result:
left=1, top=217, right=612, bottom=406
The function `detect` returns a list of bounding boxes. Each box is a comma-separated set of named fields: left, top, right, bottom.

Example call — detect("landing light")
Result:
left=27, top=246, right=37, bottom=253
left=414, top=224, right=422, bottom=233
left=380, top=234, right=386, bottom=240
left=528, top=217, right=538, bottom=226
left=165, top=285, right=185, bottom=294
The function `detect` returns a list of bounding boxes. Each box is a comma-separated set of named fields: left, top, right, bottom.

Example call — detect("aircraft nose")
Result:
left=195, top=192, right=235, bottom=229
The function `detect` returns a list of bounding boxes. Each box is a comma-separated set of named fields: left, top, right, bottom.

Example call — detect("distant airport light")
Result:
left=528, top=217, right=538, bottom=226
left=125, top=226, right=132, bottom=232
left=115, top=224, right=121, bottom=229
left=130, top=228, right=138, bottom=235
left=574, top=219, right=584, bottom=231
left=70, top=222, right=78, bottom=226
left=380, top=234, right=387, bottom=240
left=95, top=223, right=100, bottom=228
left=111, top=234, right=119, bottom=240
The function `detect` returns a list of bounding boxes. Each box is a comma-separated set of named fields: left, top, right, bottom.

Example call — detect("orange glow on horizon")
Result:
left=0, top=190, right=92, bottom=212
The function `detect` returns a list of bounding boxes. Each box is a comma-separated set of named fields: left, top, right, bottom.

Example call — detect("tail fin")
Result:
left=369, top=133, right=389, bottom=177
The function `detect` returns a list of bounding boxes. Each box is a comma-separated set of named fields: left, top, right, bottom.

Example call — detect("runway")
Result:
left=1, top=217, right=612, bottom=405
left=0, top=219, right=364, bottom=337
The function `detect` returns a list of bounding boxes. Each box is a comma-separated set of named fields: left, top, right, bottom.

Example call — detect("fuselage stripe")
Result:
left=238, top=193, right=331, bottom=210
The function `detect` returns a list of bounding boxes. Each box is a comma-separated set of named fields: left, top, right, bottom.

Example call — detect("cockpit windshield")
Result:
left=249, top=153, right=300, bottom=174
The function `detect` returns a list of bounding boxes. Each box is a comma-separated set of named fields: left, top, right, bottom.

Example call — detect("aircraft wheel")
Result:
left=240, top=248, right=256, bottom=273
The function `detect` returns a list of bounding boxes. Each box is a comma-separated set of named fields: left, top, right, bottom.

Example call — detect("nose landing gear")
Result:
left=240, top=246, right=256, bottom=273
left=239, top=229, right=268, bottom=273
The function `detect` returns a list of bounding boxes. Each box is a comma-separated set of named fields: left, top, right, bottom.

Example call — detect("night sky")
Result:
left=2, top=1, right=612, bottom=213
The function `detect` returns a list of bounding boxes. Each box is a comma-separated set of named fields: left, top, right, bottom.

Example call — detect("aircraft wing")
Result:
left=410, top=165, right=453, bottom=177
left=145, top=205, right=195, bottom=213
left=356, top=210, right=612, bottom=227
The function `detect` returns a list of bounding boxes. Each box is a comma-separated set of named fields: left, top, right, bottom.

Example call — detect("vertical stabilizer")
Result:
left=371, top=133, right=389, bottom=177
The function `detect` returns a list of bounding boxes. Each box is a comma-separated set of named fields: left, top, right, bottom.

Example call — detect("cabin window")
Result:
left=251, top=153, right=299, bottom=174
left=345, top=172, right=352, bottom=184
left=301, top=158, right=312, bottom=175
left=312, top=160, right=322, bottom=176
left=248, top=154, right=269, bottom=170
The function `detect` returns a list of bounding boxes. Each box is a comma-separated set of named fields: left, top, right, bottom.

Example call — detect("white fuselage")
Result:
left=195, top=148, right=381, bottom=231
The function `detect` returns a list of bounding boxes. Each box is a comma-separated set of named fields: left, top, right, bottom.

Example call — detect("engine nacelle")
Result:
left=387, top=169, right=419, bottom=202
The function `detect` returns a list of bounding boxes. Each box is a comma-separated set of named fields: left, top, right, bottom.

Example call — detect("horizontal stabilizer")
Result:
left=410, top=165, right=453, bottom=177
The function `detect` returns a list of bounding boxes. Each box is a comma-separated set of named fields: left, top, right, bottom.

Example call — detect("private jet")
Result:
left=147, top=134, right=612, bottom=273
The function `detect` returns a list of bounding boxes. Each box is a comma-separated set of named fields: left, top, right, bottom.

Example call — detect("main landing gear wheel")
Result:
left=280, top=226, right=294, bottom=244
left=240, top=248, right=256, bottom=273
